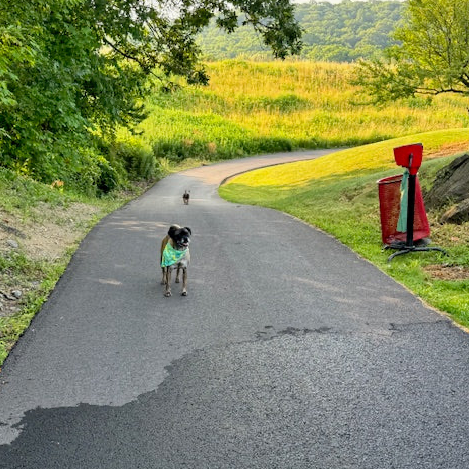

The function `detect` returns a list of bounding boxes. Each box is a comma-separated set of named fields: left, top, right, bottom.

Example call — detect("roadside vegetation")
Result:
left=0, top=0, right=301, bottom=194
left=0, top=169, right=142, bottom=366
left=139, top=60, right=469, bottom=161
left=220, top=129, right=469, bottom=329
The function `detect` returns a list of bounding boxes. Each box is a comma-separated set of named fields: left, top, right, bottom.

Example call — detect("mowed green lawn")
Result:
left=220, top=129, right=469, bottom=329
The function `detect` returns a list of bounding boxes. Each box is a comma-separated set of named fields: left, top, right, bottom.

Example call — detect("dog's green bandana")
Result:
left=161, top=242, right=187, bottom=267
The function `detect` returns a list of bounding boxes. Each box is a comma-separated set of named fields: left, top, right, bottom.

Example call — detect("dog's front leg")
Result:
left=181, top=267, right=187, bottom=296
left=161, top=267, right=165, bottom=285
left=164, top=267, right=172, bottom=297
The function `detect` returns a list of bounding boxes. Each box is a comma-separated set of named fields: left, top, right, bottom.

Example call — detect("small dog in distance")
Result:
left=182, top=190, right=190, bottom=205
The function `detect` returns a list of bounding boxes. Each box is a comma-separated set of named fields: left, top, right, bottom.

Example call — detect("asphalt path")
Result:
left=0, top=150, right=468, bottom=468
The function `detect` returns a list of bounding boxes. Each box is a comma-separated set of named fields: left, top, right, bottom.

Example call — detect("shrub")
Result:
left=110, top=140, right=160, bottom=181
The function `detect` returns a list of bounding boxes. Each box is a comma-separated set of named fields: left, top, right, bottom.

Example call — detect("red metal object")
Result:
left=377, top=174, right=430, bottom=245
left=393, top=143, right=423, bottom=175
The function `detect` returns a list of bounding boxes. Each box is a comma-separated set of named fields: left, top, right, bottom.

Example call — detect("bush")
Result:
left=110, top=140, right=161, bottom=181
left=64, top=148, right=122, bottom=196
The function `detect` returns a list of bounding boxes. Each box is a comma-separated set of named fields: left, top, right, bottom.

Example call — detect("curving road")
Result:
left=0, top=150, right=468, bottom=468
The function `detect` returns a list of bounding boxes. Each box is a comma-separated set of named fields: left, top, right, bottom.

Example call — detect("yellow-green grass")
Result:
left=220, top=129, right=469, bottom=329
left=130, top=61, right=469, bottom=161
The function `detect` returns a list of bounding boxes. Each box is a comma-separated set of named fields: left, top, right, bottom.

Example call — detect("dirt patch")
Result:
left=424, top=264, right=469, bottom=281
left=427, top=142, right=469, bottom=159
left=0, top=203, right=100, bottom=261
left=0, top=203, right=101, bottom=319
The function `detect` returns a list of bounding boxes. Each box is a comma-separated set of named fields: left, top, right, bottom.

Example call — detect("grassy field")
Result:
left=129, top=61, right=469, bottom=161
left=220, top=129, right=469, bottom=329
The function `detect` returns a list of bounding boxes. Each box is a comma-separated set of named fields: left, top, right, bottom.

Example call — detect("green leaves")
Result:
left=0, top=0, right=302, bottom=190
left=357, top=0, right=469, bottom=101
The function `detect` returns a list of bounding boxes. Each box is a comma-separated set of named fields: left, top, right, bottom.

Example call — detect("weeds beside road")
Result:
left=0, top=171, right=148, bottom=366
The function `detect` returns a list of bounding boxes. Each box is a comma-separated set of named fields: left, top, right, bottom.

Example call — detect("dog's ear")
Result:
left=184, top=227, right=191, bottom=235
left=168, top=226, right=178, bottom=238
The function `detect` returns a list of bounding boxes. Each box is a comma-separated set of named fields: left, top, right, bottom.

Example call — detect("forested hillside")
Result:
left=198, top=1, right=404, bottom=62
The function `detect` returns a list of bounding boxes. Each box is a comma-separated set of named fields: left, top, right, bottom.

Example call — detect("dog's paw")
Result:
left=181, top=291, right=187, bottom=296
left=175, top=278, right=180, bottom=283
left=164, top=291, right=172, bottom=297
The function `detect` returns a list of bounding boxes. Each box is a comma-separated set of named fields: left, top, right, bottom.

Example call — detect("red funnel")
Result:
left=393, top=143, right=423, bottom=175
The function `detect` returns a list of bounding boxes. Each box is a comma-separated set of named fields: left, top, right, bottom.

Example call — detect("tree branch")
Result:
left=415, top=86, right=468, bottom=95
left=102, top=37, right=161, bottom=79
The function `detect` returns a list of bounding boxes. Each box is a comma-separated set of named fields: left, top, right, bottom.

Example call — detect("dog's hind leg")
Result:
left=181, top=267, right=187, bottom=296
left=175, top=265, right=181, bottom=283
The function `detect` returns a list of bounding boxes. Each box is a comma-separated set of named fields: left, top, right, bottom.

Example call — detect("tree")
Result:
left=355, top=0, right=469, bottom=221
left=0, top=0, right=302, bottom=187
left=356, top=0, right=469, bottom=102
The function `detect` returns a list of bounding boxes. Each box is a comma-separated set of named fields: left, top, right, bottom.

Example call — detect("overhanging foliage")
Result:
left=0, top=0, right=302, bottom=190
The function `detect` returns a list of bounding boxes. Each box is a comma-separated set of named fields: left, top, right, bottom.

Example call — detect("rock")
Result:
left=0, top=222, right=26, bottom=238
left=11, top=290, right=23, bottom=299
left=7, top=239, right=18, bottom=249
left=425, top=153, right=469, bottom=209
left=415, top=237, right=432, bottom=246
left=440, top=198, right=469, bottom=224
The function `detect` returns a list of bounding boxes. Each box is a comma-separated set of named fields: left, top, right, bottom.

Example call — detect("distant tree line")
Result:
left=198, top=0, right=404, bottom=62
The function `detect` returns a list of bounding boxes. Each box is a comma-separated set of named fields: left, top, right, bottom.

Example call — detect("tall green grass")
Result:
left=126, top=61, right=469, bottom=161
